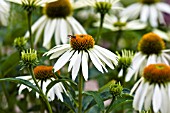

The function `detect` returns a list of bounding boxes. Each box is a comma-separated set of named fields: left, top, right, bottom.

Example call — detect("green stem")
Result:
left=113, top=29, right=122, bottom=51
left=27, top=11, right=33, bottom=49
left=105, top=96, right=115, bottom=113
left=28, top=66, right=53, bottom=113
left=78, top=74, right=83, bottom=113
left=96, top=13, right=105, bottom=44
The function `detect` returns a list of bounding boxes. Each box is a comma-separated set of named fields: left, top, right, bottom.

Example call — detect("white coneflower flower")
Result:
left=94, top=14, right=146, bottom=31
left=125, top=32, right=170, bottom=82
left=121, top=0, right=170, bottom=27
left=17, top=65, right=67, bottom=102
left=153, top=28, right=170, bottom=41
left=131, top=64, right=170, bottom=113
left=74, top=0, right=122, bottom=14
left=0, top=0, right=10, bottom=26
left=25, top=0, right=86, bottom=49
left=43, top=34, right=118, bottom=81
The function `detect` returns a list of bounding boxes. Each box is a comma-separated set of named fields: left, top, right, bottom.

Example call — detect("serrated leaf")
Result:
left=83, top=91, right=105, bottom=111
left=0, top=78, right=39, bottom=93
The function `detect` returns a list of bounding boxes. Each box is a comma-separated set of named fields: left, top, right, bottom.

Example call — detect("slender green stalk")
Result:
left=78, top=74, right=83, bottom=113
left=113, top=29, right=122, bottom=50
left=29, top=66, right=53, bottom=113
left=96, top=13, right=105, bottom=44
left=105, top=96, right=115, bottom=113
left=27, top=11, right=33, bottom=49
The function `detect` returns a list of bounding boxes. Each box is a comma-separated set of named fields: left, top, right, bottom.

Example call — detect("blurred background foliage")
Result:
left=0, top=0, right=170, bottom=112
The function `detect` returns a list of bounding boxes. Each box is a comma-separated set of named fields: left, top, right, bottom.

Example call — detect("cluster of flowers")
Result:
left=1, top=0, right=170, bottom=112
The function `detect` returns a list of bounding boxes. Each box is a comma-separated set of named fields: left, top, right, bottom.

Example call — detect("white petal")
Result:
left=146, top=54, right=157, bottom=66
left=54, top=19, right=61, bottom=45
left=93, top=47, right=115, bottom=69
left=82, top=51, right=89, bottom=81
left=144, top=84, right=154, bottom=110
left=138, top=82, right=149, bottom=111
left=160, top=84, right=168, bottom=113
left=44, top=44, right=70, bottom=56
left=156, top=3, right=170, bottom=14
left=53, top=49, right=74, bottom=72
left=140, top=5, right=149, bottom=22
left=72, top=51, right=82, bottom=81
left=149, top=5, right=158, bottom=27
left=152, top=84, right=162, bottom=113
left=88, top=50, right=104, bottom=73
left=133, top=80, right=144, bottom=111
left=94, top=45, right=118, bottom=65
left=43, top=19, right=56, bottom=49
left=67, top=16, right=87, bottom=34
left=54, top=83, right=64, bottom=102
left=118, top=69, right=123, bottom=77
left=60, top=19, right=68, bottom=43
left=126, top=20, right=146, bottom=30
left=130, top=78, right=143, bottom=95
left=25, top=15, right=47, bottom=38
left=153, top=29, right=170, bottom=41
left=68, top=51, right=79, bottom=72
left=49, top=47, right=70, bottom=59
left=125, top=53, right=146, bottom=82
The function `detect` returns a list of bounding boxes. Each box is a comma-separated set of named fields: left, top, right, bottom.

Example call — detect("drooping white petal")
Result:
left=149, top=5, right=158, bottom=27
left=54, top=83, right=64, bottom=102
left=43, top=44, right=70, bottom=56
left=67, top=17, right=87, bottom=34
left=121, top=3, right=142, bottom=19
left=133, top=80, right=144, bottom=110
left=43, top=19, right=56, bottom=49
left=156, top=2, right=170, bottom=14
left=144, top=84, right=154, bottom=110
left=34, top=17, right=47, bottom=46
left=126, top=20, right=146, bottom=30
left=93, top=47, right=115, bottom=69
left=54, top=19, right=61, bottom=45
left=60, top=19, right=68, bottom=44
left=160, top=54, right=169, bottom=65
left=25, top=15, right=47, bottom=38
left=146, top=54, right=157, bottom=66
left=140, top=5, right=149, bottom=22
left=82, top=51, right=89, bottom=81
left=94, top=45, right=118, bottom=65
left=49, top=47, right=70, bottom=59
left=130, top=78, right=143, bottom=95
left=68, top=51, right=79, bottom=72
left=88, top=49, right=104, bottom=73
left=118, top=69, right=123, bottom=77
left=153, top=29, right=170, bottom=41
left=125, top=53, right=146, bottom=82
left=72, top=51, right=82, bottom=81
left=138, top=82, right=149, bottom=111
left=160, top=84, right=168, bottom=113
left=152, top=84, right=162, bottom=113
left=53, top=49, right=74, bottom=72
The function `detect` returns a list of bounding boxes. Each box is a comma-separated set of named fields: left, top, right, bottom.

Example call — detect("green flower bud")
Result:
left=94, top=2, right=112, bottom=15
left=117, top=50, right=134, bottom=69
left=21, top=48, right=38, bottom=66
left=110, top=82, right=123, bottom=97
left=14, top=37, right=27, bottom=50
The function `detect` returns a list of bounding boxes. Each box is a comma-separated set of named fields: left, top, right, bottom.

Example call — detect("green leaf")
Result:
left=0, top=51, right=20, bottom=77
left=109, top=93, right=133, bottom=112
left=83, top=91, right=105, bottom=111
left=0, top=78, right=39, bottom=93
